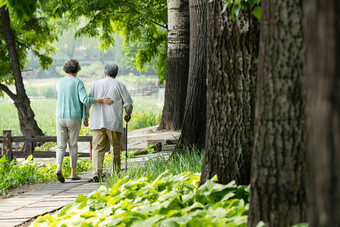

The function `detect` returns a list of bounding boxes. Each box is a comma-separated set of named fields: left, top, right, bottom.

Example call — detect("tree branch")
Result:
left=0, top=83, right=17, bottom=100
left=151, top=20, right=167, bottom=30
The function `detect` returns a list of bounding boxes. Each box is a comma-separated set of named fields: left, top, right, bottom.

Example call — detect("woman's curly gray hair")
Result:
left=63, top=59, right=81, bottom=74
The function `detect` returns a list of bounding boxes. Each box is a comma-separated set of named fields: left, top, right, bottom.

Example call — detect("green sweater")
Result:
left=56, top=77, right=95, bottom=121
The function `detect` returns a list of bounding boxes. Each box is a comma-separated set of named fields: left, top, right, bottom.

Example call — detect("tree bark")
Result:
left=305, top=0, right=340, bottom=226
left=178, top=0, right=207, bottom=149
left=158, top=0, right=189, bottom=131
left=199, top=1, right=259, bottom=186
left=248, top=0, right=307, bottom=226
left=0, top=6, right=44, bottom=136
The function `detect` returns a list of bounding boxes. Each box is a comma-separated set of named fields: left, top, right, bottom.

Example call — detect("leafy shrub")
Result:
left=0, top=155, right=92, bottom=195
left=33, top=171, right=249, bottom=226
left=128, top=109, right=161, bottom=130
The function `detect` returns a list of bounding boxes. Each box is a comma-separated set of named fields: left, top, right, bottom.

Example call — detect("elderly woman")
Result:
left=55, top=59, right=113, bottom=183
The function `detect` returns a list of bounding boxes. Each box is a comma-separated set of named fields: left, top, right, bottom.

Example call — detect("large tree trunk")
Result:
left=158, top=0, right=189, bottom=131
left=247, top=0, right=307, bottom=226
left=0, top=6, right=43, bottom=136
left=305, top=0, right=340, bottom=226
left=199, top=1, right=259, bottom=186
left=178, top=0, right=207, bottom=149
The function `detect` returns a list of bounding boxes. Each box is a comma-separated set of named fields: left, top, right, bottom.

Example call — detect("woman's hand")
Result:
left=102, top=97, right=114, bottom=105
left=96, top=97, right=114, bottom=105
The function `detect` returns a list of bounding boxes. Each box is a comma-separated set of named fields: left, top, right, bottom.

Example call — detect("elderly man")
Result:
left=86, top=63, right=133, bottom=182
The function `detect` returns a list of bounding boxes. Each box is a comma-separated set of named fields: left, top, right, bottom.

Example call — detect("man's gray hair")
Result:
left=104, top=63, right=119, bottom=77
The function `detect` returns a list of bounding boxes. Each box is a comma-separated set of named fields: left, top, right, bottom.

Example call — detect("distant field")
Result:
left=0, top=94, right=162, bottom=136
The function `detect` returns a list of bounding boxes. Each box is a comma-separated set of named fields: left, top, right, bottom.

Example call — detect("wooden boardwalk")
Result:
left=0, top=126, right=181, bottom=227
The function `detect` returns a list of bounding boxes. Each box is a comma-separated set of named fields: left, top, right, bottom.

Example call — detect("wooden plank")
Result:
left=9, top=136, right=92, bottom=143
left=24, top=128, right=33, bottom=158
left=3, top=130, right=13, bottom=162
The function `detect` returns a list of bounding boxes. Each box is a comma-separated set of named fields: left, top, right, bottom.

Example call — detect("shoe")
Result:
left=70, top=175, right=81, bottom=180
left=93, top=173, right=100, bottom=182
left=56, top=170, right=65, bottom=183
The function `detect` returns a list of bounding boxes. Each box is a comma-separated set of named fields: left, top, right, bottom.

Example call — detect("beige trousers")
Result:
left=92, top=128, right=121, bottom=174
left=56, top=118, right=82, bottom=168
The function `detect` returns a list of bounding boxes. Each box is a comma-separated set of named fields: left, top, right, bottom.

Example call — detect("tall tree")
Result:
left=199, top=0, right=259, bottom=186
left=248, top=0, right=307, bottom=225
left=158, top=0, right=190, bottom=131
left=0, top=5, right=56, bottom=136
left=305, top=0, right=340, bottom=226
left=178, top=0, right=207, bottom=148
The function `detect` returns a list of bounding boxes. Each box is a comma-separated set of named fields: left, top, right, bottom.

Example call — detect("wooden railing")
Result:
left=0, top=129, right=92, bottom=162
left=0, top=128, right=127, bottom=162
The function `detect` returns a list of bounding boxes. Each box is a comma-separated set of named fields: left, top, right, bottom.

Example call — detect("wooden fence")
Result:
left=0, top=129, right=91, bottom=162
left=0, top=128, right=127, bottom=162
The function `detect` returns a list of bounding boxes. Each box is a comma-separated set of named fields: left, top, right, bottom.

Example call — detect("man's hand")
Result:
left=124, top=115, right=131, bottom=122
left=84, top=118, right=89, bottom=127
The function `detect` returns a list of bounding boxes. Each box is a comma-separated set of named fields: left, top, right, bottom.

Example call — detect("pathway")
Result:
left=0, top=126, right=181, bottom=227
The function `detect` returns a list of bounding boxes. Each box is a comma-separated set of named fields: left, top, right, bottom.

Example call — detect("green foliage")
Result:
left=46, top=0, right=168, bottom=83
left=7, top=0, right=37, bottom=19
left=0, top=3, right=57, bottom=96
left=220, top=0, right=261, bottom=21
left=0, top=155, right=92, bottom=195
left=33, top=170, right=249, bottom=226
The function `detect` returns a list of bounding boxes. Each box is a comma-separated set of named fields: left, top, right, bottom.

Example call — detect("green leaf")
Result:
left=0, top=0, right=7, bottom=8
left=26, top=154, right=33, bottom=162
left=249, top=0, right=257, bottom=7
left=107, top=197, right=120, bottom=206
left=80, top=211, right=98, bottom=219
left=232, top=3, right=241, bottom=21
left=221, top=3, right=228, bottom=14
left=75, top=194, right=88, bottom=203
left=256, top=221, right=266, bottom=227
left=253, top=6, right=262, bottom=20
left=0, top=155, right=8, bottom=164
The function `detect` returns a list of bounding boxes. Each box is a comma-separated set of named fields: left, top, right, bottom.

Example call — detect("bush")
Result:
left=33, top=171, right=249, bottom=226
left=0, top=155, right=92, bottom=195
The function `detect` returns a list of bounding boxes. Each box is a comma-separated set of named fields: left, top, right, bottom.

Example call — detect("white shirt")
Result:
left=86, top=77, right=133, bottom=133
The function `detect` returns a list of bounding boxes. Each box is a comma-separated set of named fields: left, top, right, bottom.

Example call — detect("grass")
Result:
left=106, top=146, right=204, bottom=187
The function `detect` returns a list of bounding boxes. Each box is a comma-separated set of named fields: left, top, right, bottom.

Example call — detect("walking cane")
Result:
left=125, top=123, right=128, bottom=170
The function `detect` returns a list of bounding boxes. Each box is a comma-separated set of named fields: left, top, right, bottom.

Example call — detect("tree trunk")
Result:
left=158, top=0, right=189, bottom=131
left=199, top=1, right=259, bottom=186
left=178, top=0, right=207, bottom=149
left=0, top=6, right=44, bottom=136
left=305, top=0, right=340, bottom=226
left=247, top=0, right=307, bottom=226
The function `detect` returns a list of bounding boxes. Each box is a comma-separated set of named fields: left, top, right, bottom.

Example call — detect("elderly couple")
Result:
left=55, top=59, right=133, bottom=183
